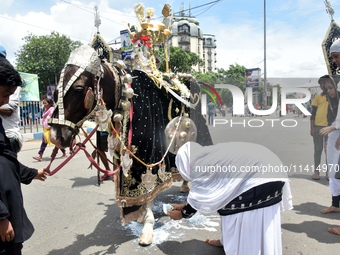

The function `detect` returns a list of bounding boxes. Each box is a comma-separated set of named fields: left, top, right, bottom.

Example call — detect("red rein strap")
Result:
left=45, top=125, right=119, bottom=176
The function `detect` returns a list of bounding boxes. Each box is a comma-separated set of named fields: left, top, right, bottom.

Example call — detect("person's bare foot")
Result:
left=321, top=206, right=340, bottom=214
left=208, top=239, right=223, bottom=247
left=329, top=227, right=340, bottom=235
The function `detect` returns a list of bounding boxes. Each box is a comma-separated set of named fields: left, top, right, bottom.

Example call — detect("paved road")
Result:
left=18, top=113, right=340, bottom=254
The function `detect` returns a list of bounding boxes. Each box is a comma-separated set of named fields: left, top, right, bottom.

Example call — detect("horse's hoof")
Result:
left=180, top=186, right=189, bottom=193
left=139, top=233, right=153, bottom=246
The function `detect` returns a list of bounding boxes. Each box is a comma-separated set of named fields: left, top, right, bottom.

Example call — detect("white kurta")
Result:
left=220, top=203, right=282, bottom=255
left=176, top=142, right=293, bottom=255
left=327, top=122, right=340, bottom=196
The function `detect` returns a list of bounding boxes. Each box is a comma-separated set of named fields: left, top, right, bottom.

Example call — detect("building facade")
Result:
left=167, top=14, right=217, bottom=73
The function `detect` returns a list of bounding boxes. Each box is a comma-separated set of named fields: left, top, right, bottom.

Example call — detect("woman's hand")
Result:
left=320, top=126, right=335, bottom=136
left=34, top=169, right=49, bottom=181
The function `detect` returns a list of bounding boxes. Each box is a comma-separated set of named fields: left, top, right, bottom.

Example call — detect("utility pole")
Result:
left=263, top=0, right=267, bottom=107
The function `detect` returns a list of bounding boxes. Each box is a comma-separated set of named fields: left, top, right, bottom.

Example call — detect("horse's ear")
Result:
left=54, top=89, right=58, bottom=103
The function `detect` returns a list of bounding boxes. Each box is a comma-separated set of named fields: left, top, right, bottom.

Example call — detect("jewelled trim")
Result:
left=221, top=189, right=283, bottom=211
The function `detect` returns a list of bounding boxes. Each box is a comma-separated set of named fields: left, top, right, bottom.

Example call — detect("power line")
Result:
left=174, top=0, right=223, bottom=16
left=59, top=0, right=94, bottom=14
left=194, top=0, right=223, bottom=17
left=0, top=15, right=89, bottom=42
left=194, top=7, right=324, bottom=17
left=59, top=0, right=126, bottom=26
left=59, top=0, right=136, bottom=17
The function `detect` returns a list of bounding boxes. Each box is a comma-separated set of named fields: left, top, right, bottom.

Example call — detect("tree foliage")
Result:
left=196, top=64, right=246, bottom=106
left=156, top=46, right=203, bottom=73
left=15, top=31, right=82, bottom=93
left=196, top=64, right=278, bottom=107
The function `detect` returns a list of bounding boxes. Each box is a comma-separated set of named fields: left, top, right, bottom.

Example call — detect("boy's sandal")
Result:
left=33, top=156, right=42, bottom=162
left=312, top=173, right=320, bottom=180
left=61, top=154, right=68, bottom=159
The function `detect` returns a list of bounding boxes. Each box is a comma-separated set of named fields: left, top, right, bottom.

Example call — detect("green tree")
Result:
left=196, top=64, right=281, bottom=108
left=15, top=31, right=82, bottom=93
left=156, top=46, right=203, bottom=73
left=196, top=64, right=248, bottom=106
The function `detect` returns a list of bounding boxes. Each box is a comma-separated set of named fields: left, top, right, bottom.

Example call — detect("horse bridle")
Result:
left=48, top=45, right=104, bottom=135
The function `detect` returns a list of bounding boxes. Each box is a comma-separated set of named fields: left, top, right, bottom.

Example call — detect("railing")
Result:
left=181, top=45, right=191, bottom=52
left=20, top=101, right=43, bottom=133
left=178, top=29, right=190, bottom=34
left=179, top=37, right=190, bottom=43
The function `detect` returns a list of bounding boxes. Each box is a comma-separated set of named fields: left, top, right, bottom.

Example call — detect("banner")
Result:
left=120, top=27, right=135, bottom=60
left=245, top=68, right=261, bottom=88
left=19, top=72, right=40, bottom=101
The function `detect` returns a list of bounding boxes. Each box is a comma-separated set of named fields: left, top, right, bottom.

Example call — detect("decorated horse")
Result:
left=49, top=3, right=212, bottom=246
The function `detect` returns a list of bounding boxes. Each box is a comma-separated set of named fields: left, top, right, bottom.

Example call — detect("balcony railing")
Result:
left=178, top=29, right=190, bottom=34
left=178, top=37, right=190, bottom=44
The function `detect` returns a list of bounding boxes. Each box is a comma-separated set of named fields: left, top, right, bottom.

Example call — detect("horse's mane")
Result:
left=101, top=59, right=121, bottom=110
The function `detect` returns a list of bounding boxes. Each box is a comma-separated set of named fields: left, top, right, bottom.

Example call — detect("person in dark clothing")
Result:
left=0, top=57, right=48, bottom=254
left=310, top=75, right=329, bottom=180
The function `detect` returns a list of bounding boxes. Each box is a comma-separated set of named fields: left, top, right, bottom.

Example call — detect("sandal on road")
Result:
left=312, top=173, right=320, bottom=180
left=33, top=156, right=42, bottom=162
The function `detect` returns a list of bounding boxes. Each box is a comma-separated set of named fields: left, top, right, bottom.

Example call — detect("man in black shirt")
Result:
left=0, top=57, right=49, bottom=254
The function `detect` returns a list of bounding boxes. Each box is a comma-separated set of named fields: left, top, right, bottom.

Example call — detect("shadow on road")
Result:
left=282, top=220, right=340, bottom=244
left=289, top=174, right=330, bottom=187
left=46, top=199, right=133, bottom=255
left=70, top=176, right=103, bottom=188
left=157, top=239, right=225, bottom=255
left=293, top=202, right=340, bottom=220
left=45, top=186, right=199, bottom=255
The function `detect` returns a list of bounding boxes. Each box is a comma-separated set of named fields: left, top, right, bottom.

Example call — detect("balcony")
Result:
left=178, top=37, right=190, bottom=44
left=178, top=29, right=190, bottom=35
left=181, top=45, right=191, bottom=52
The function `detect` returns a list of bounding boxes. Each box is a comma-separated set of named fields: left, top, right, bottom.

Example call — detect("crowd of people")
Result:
left=310, top=39, right=340, bottom=235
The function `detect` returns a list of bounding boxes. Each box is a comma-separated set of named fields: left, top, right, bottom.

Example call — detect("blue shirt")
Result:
left=207, top=102, right=215, bottom=114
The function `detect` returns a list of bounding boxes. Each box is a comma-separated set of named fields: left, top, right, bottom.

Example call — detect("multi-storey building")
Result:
left=167, top=8, right=217, bottom=73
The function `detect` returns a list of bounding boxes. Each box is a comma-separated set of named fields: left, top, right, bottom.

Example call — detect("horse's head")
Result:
left=49, top=45, right=103, bottom=149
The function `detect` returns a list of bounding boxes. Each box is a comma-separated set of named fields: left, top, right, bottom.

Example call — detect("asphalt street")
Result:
left=18, top=113, right=340, bottom=255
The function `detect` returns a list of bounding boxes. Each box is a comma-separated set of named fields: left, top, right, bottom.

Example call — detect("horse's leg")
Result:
left=139, top=200, right=154, bottom=246
left=180, top=181, right=190, bottom=193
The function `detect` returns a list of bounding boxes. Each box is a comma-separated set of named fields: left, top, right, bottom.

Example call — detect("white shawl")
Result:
left=175, top=142, right=293, bottom=214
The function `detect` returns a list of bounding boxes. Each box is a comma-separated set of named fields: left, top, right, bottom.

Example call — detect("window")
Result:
left=179, top=24, right=190, bottom=33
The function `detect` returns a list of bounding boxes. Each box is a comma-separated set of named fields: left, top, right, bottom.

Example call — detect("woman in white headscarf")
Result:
left=319, top=39, right=340, bottom=235
left=167, top=142, right=293, bottom=255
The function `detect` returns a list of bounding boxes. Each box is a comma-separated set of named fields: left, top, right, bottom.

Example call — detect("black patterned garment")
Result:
left=115, top=70, right=212, bottom=225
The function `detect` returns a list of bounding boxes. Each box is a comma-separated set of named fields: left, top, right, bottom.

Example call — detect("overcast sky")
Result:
left=1, top=0, right=340, bottom=79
